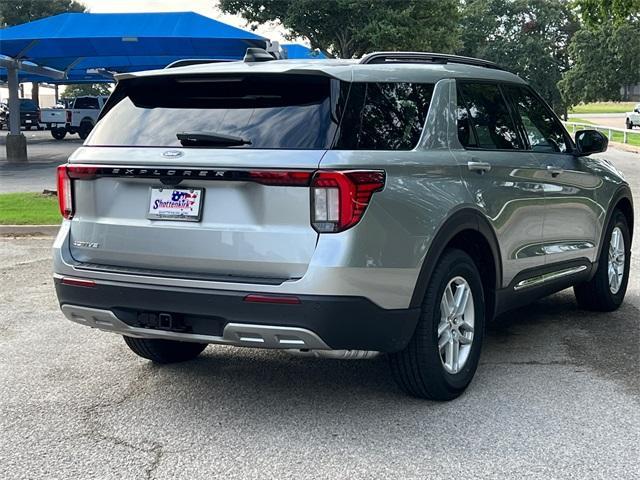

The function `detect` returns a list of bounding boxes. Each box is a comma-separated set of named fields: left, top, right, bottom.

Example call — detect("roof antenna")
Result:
left=243, top=48, right=275, bottom=63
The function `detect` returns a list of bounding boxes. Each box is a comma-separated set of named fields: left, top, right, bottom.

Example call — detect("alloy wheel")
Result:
left=608, top=226, right=625, bottom=294
left=438, top=276, right=475, bottom=374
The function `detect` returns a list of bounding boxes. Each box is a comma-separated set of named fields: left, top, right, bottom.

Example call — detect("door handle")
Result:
left=467, top=161, right=492, bottom=174
left=546, top=165, right=563, bottom=177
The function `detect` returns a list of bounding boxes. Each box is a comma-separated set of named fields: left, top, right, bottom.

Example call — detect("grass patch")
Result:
left=0, top=192, right=61, bottom=225
left=569, top=102, right=635, bottom=114
left=564, top=119, right=640, bottom=147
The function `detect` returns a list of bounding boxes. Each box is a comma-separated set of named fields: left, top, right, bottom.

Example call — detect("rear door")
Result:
left=67, top=73, right=340, bottom=282
left=453, top=81, right=548, bottom=287
left=503, top=85, right=600, bottom=265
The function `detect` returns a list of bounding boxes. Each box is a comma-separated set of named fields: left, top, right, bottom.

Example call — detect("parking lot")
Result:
left=0, top=130, right=81, bottom=193
left=1, top=147, right=639, bottom=479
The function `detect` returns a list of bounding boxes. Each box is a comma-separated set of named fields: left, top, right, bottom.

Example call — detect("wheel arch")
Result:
left=601, top=186, right=634, bottom=253
left=410, top=208, right=502, bottom=320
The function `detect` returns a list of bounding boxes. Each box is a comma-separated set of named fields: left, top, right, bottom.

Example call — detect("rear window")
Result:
left=89, top=74, right=433, bottom=150
left=20, top=99, right=38, bottom=111
left=74, top=97, right=100, bottom=109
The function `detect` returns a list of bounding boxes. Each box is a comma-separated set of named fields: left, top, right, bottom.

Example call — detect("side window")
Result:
left=457, top=83, right=522, bottom=150
left=504, top=85, right=571, bottom=153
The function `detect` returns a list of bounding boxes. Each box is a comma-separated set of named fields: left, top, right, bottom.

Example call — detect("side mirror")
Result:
left=575, top=129, right=608, bottom=156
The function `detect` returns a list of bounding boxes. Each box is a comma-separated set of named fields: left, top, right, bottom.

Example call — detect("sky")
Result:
left=80, top=0, right=293, bottom=43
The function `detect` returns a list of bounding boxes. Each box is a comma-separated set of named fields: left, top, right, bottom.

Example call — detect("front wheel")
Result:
left=574, top=210, right=631, bottom=311
left=123, top=336, right=207, bottom=364
left=627, top=119, right=634, bottom=130
left=390, top=249, right=485, bottom=400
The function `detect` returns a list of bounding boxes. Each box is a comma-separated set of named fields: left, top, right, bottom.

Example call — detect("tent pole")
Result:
left=6, top=65, right=27, bottom=163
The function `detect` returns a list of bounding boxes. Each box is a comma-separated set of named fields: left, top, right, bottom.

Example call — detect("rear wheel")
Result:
left=390, top=249, right=485, bottom=400
left=627, top=119, right=634, bottom=130
left=51, top=128, right=67, bottom=140
left=78, top=120, right=93, bottom=140
left=574, top=210, right=631, bottom=311
left=123, top=336, right=207, bottom=363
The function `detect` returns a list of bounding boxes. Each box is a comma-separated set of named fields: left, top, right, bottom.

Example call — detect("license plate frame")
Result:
left=147, top=187, right=204, bottom=222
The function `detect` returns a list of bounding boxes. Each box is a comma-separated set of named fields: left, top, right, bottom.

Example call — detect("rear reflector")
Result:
left=243, top=294, right=301, bottom=305
left=311, top=170, right=385, bottom=233
left=61, top=277, right=96, bottom=288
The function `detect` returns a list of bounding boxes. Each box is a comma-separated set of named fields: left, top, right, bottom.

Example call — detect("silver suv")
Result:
left=53, top=51, right=633, bottom=400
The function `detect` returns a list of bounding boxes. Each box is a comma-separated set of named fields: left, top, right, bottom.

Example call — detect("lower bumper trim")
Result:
left=61, top=305, right=331, bottom=349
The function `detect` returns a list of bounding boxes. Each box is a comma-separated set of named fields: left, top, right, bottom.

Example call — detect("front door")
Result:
left=502, top=85, right=600, bottom=266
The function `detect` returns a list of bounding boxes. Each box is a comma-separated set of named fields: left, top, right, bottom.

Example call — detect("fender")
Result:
left=409, top=208, right=502, bottom=309
left=592, top=185, right=634, bottom=278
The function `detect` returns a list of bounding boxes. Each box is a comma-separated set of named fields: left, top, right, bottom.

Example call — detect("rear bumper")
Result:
left=55, top=277, right=420, bottom=353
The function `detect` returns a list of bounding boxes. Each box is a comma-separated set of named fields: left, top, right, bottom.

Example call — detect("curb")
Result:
left=0, top=224, right=60, bottom=237
left=609, top=141, right=639, bottom=154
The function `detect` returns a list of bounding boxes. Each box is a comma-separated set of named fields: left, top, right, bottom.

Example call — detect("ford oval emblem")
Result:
left=162, top=150, right=184, bottom=158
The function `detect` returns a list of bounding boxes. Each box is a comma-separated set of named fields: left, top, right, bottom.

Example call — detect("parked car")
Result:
left=626, top=103, right=640, bottom=129
left=53, top=51, right=633, bottom=400
left=0, top=98, right=42, bottom=130
left=49, top=95, right=108, bottom=140
left=40, top=104, right=67, bottom=137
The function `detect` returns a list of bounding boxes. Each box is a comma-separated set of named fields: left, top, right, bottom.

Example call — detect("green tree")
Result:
left=0, top=0, right=85, bottom=107
left=61, top=84, right=112, bottom=99
left=572, top=0, right=640, bottom=27
left=0, top=0, right=84, bottom=27
left=559, top=20, right=640, bottom=104
left=459, top=0, right=578, bottom=112
left=219, top=0, right=461, bottom=58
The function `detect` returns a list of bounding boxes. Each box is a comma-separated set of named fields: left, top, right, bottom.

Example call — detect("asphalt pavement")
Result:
left=0, top=146, right=639, bottom=479
left=0, top=130, right=81, bottom=193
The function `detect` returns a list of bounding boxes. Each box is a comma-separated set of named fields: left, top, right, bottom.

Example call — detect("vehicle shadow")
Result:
left=109, top=288, right=637, bottom=424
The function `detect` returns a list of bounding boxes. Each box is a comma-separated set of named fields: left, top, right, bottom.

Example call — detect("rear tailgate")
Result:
left=66, top=148, right=323, bottom=282
left=41, top=109, right=66, bottom=124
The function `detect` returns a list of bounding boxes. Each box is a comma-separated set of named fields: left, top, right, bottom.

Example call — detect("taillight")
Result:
left=311, top=170, right=385, bottom=233
left=247, top=170, right=311, bottom=186
left=57, top=165, right=73, bottom=219
left=66, top=110, right=71, bottom=123
left=57, top=165, right=98, bottom=219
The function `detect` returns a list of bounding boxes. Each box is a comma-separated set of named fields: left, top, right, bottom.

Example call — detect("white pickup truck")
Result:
left=49, top=95, right=108, bottom=140
left=626, top=103, right=640, bottom=130
left=40, top=106, right=66, bottom=133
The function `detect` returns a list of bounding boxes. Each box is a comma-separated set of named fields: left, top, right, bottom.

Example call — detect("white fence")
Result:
left=563, top=121, right=637, bottom=145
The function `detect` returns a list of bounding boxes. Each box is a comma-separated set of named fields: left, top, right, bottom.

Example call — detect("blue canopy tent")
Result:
left=282, top=44, right=327, bottom=60
left=0, top=12, right=269, bottom=161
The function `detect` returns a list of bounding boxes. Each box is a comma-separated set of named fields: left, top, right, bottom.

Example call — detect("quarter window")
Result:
left=335, top=82, right=434, bottom=150
left=504, top=85, right=571, bottom=153
left=456, top=83, right=522, bottom=150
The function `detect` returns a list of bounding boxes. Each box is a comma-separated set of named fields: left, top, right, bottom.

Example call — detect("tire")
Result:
left=574, top=210, right=631, bottom=311
left=78, top=120, right=93, bottom=140
left=51, top=128, right=67, bottom=140
left=123, top=336, right=207, bottom=364
left=389, top=248, right=485, bottom=400
left=627, top=119, right=633, bottom=130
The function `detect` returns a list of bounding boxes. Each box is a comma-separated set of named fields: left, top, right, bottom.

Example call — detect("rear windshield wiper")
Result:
left=176, top=131, right=252, bottom=147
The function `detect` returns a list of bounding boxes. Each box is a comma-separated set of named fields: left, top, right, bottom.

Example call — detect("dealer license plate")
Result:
left=147, top=187, right=203, bottom=222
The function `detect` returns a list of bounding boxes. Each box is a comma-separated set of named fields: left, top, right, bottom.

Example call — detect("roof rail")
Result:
left=360, top=52, right=503, bottom=70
